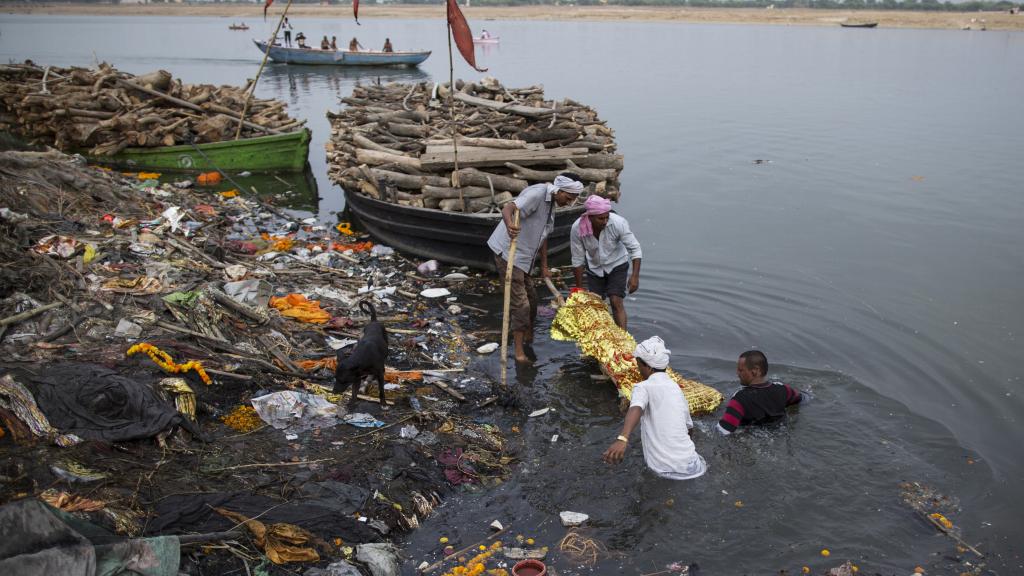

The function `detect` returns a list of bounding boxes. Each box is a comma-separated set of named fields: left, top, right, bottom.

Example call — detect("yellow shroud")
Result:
left=551, top=291, right=723, bottom=416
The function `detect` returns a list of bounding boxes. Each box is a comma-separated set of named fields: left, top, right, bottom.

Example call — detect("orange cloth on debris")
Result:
left=215, top=508, right=319, bottom=564
left=269, top=294, right=330, bottom=324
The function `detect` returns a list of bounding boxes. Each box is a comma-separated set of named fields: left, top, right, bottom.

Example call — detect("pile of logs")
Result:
left=326, top=77, right=623, bottom=213
left=0, top=62, right=303, bottom=156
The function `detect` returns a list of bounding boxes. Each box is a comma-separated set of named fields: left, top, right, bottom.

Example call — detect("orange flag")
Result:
left=446, top=0, right=486, bottom=72
left=263, top=0, right=273, bottom=21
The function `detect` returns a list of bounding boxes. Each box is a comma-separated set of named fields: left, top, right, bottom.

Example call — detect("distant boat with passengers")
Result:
left=253, top=40, right=431, bottom=67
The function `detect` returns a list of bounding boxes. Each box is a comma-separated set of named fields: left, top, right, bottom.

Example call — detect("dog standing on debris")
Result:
left=334, top=300, right=389, bottom=410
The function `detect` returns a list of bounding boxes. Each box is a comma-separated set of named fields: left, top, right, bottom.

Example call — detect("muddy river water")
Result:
left=1, top=14, right=1022, bottom=573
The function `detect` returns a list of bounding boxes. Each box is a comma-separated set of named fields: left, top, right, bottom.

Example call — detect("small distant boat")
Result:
left=840, top=22, right=878, bottom=28
left=472, top=35, right=500, bottom=44
left=229, top=24, right=250, bottom=31
left=253, top=40, right=431, bottom=67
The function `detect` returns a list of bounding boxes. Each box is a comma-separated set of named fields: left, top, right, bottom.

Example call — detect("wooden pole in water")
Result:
left=500, top=210, right=520, bottom=389
left=445, top=20, right=467, bottom=212
left=235, top=0, right=295, bottom=140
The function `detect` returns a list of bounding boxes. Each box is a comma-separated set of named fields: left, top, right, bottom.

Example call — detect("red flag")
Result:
left=446, top=0, right=486, bottom=72
left=263, top=0, right=273, bottom=21
left=354, top=0, right=360, bottom=25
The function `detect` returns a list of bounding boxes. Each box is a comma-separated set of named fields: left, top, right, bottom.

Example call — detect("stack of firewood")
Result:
left=326, top=77, right=623, bottom=213
left=0, top=62, right=304, bottom=156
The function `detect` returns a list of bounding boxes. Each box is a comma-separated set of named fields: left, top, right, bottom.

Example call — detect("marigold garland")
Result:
left=126, top=343, right=213, bottom=385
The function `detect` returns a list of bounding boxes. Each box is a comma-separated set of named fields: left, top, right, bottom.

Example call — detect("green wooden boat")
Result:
left=90, top=128, right=311, bottom=173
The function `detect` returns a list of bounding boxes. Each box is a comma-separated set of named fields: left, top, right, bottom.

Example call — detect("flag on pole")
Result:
left=264, top=0, right=273, bottom=21
left=354, top=0, right=360, bottom=24
left=446, top=0, right=486, bottom=72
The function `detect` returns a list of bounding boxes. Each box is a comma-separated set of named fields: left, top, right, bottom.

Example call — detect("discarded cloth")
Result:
left=0, top=374, right=82, bottom=447
left=0, top=499, right=179, bottom=576
left=146, top=492, right=380, bottom=544
left=269, top=294, right=330, bottom=324
left=343, top=413, right=385, bottom=428
left=28, top=363, right=203, bottom=443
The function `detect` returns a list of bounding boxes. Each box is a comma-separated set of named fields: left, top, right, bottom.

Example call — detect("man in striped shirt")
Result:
left=717, top=350, right=801, bottom=435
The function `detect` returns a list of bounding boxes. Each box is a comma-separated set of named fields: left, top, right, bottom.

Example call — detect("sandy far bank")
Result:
left=5, top=4, right=1024, bottom=31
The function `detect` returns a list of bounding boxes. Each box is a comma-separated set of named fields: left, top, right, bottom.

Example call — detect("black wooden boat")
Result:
left=343, top=189, right=586, bottom=270
left=840, top=22, right=878, bottom=28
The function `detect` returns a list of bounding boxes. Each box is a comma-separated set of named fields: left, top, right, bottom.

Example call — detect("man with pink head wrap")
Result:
left=569, top=194, right=643, bottom=329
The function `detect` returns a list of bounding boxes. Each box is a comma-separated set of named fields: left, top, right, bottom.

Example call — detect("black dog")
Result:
left=333, top=300, right=389, bottom=410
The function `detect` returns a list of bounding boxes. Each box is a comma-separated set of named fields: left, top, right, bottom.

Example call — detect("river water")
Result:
left=2, top=13, right=1022, bottom=574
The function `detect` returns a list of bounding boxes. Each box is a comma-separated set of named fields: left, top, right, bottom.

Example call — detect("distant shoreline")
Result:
left=4, top=4, right=1023, bottom=31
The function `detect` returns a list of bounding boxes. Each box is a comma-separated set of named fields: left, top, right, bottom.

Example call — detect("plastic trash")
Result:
left=420, top=287, right=451, bottom=299
left=442, top=272, right=470, bottom=282
left=342, top=413, right=385, bottom=428
left=399, top=425, right=419, bottom=439
left=417, top=259, right=439, bottom=275
left=114, top=319, right=142, bottom=339
left=559, top=511, right=589, bottom=527
left=476, top=343, right=499, bottom=354
left=528, top=407, right=550, bottom=418
left=370, top=245, right=395, bottom=257
left=224, top=279, right=272, bottom=307
left=161, top=206, right=186, bottom=233
left=355, top=543, right=400, bottom=576
left=223, top=264, right=248, bottom=281
left=250, top=391, right=339, bottom=431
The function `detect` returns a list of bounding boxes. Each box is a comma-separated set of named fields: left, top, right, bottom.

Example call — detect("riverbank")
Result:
left=5, top=3, right=1024, bottom=31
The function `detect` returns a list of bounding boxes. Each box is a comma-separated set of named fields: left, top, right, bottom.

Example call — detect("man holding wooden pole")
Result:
left=487, top=173, right=584, bottom=364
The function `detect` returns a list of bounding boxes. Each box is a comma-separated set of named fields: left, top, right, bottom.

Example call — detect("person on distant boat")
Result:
left=569, top=194, right=642, bottom=330
left=481, top=29, right=491, bottom=39
left=331, top=36, right=337, bottom=50
left=383, top=38, right=393, bottom=52
left=283, top=17, right=293, bottom=47
left=295, top=32, right=308, bottom=49
left=488, top=173, right=584, bottom=364
left=321, top=36, right=330, bottom=50
left=602, top=336, right=707, bottom=481
left=349, top=37, right=363, bottom=52
left=717, top=350, right=802, bottom=435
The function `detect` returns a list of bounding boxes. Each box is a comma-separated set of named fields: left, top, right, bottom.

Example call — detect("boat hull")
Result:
left=344, top=190, right=585, bottom=270
left=92, top=129, right=311, bottom=173
left=254, top=40, right=431, bottom=67
left=840, top=22, right=878, bottom=28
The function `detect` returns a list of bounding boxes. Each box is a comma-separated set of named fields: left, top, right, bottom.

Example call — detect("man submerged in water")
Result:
left=603, top=336, right=707, bottom=480
left=717, top=350, right=802, bottom=435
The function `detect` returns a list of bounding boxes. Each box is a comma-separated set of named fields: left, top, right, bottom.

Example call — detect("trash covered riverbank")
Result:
left=0, top=148, right=524, bottom=575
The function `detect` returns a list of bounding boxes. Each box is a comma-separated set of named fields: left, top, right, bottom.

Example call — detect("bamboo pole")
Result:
left=236, top=0, right=295, bottom=140
left=500, top=210, right=520, bottom=389
left=446, top=21, right=466, bottom=212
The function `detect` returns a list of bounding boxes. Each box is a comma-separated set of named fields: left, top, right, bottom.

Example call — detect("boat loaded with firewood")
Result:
left=0, top=62, right=310, bottom=172
left=326, top=77, right=623, bottom=270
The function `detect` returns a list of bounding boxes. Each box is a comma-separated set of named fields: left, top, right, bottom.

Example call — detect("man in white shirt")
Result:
left=570, top=195, right=642, bottom=329
left=602, top=336, right=707, bottom=480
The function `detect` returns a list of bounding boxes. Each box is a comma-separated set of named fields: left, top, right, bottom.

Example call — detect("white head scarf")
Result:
left=546, top=174, right=584, bottom=197
left=634, top=336, right=671, bottom=370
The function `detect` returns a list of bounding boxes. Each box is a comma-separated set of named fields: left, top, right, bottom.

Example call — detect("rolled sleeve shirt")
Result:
left=487, top=183, right=555, bottom=274
left=570, top=212, right=642, bottom=276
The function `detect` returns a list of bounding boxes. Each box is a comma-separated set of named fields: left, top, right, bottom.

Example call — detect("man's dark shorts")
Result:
left=586, top=262, right=629, bottom=299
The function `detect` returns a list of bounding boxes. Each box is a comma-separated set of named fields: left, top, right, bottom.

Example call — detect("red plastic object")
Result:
left=511, top=559, right=547, bottom=576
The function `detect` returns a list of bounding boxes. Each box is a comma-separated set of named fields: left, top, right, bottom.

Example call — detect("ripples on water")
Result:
left=2, top=14, right=1023, bottom=573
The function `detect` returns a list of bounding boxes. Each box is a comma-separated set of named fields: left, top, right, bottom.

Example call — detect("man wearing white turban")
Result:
left=488, top=172, right=583, bottom=363
left=603, top=336, right=707, bottom=480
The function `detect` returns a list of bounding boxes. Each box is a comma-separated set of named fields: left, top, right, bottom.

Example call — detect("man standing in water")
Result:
left=717, top=350, right=802, bottom=435
left=570, top=194, right=642, bottom=329
left=488, top=173, right=584, bottom=363
left=603, top=336, right=707, bottom=480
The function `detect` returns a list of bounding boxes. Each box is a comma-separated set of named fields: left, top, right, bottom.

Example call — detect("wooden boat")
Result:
left=840, top=22, right=878, bottom=28
left=229, top=24, right=250, bottom=31
left=253, top=40, right=431, bottom=67
left=472, top=36, right=500, bottom=44
left=90, top=128, right=311, bottom=173
left=343, top=188, right=585, bottom=270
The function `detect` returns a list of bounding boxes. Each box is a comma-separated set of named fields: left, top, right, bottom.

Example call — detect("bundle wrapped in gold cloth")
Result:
left=551, top=291, right=723, bottom=416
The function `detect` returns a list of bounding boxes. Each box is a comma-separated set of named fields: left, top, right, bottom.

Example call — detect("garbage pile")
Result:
left=0, top=149, right=519, bottom=574
left=325, top=76, right=624, bottom=213
left=0, top=61, right=304, bottom=156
